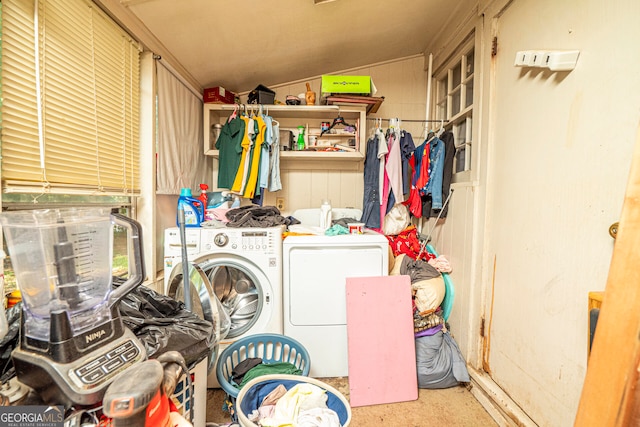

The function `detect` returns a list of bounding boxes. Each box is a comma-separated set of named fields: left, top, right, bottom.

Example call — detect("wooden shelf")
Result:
left=325, top=95, right=385, bottom=115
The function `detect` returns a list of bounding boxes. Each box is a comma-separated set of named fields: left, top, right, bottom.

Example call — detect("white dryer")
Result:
left=283, top=231, right=389, bottom=378
left=164, top=226, right=283, bottom=387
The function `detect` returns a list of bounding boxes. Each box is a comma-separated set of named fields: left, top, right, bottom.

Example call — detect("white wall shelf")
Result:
left=203, top=103, right=367, bottom=161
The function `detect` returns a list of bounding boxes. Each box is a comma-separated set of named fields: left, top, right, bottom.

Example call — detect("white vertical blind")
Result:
left=1, top=0, right=141, bottom=194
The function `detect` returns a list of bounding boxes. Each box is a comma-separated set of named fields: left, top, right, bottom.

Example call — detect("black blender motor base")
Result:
left=13, top=310, right=146, bottom=408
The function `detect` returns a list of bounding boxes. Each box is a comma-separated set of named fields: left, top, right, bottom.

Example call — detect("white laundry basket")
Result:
left=235, top=374, right=351, bottom=427
left=172, top=358, right=208, bottom=427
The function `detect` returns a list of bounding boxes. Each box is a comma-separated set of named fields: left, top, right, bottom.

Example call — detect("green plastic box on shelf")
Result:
left=321, top=75, right=372, bottom=95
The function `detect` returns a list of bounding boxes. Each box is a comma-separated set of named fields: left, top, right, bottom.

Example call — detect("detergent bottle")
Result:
left=319, top=199, right=332, bottom=231
left=177, top=188, right=203, bottom=227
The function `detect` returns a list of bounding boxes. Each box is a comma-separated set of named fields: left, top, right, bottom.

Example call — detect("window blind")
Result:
left=1, top=0, right=141, bottom=195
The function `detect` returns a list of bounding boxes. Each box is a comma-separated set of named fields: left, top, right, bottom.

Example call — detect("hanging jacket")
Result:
left=424, top=137, right=445, bottom=209
left=422, top=131, right=456, bottom=218
left=361, top=134, right=382, bottom=229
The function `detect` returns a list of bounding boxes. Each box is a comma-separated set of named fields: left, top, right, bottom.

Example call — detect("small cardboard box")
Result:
left=203, top=86, right=235, bottom=104
left=321, top=75, right=375, bottom=96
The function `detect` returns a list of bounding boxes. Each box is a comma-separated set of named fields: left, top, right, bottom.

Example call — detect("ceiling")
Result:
left=100, top=0, right=475, bottom=93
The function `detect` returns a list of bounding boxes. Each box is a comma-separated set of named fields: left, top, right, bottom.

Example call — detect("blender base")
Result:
left=13, top=326, right=146, bottom=408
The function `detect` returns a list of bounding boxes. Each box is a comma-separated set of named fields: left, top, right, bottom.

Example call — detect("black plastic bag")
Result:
left=116, top=280, right=215, bottom=369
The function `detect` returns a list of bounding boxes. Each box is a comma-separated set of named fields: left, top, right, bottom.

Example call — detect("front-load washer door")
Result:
left=191, top=253, right=274, bottom=340
left=166, top=262, right=220, bottom=373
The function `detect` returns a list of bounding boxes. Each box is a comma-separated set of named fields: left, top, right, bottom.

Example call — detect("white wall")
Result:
left=425, top=0, right=640, bottom=425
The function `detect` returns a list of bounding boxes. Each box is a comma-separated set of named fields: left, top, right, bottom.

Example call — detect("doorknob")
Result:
left=609, top=222, right=619, bottom=239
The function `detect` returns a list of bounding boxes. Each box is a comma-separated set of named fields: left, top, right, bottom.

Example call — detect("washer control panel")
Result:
left=213, top=233, right=229, bottom=247
left=201, top=227, right=280, bottom=254
left=240, top=231, right=269, bottom=251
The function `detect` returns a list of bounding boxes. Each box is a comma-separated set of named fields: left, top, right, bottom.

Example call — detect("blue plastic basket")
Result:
left=236, top=374, right=351, bottom=427
left=216, top=333, right=311, bottom=398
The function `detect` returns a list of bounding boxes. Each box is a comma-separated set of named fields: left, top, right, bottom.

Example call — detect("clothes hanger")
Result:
left=321, top=115, right=356, bottom=136
left=229, top=103, right=239, bottom=122
left=386, top=118, right=402, bottom=138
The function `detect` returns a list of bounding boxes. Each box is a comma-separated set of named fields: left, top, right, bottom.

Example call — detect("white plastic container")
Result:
left=319, top=199, right=332, bottom=230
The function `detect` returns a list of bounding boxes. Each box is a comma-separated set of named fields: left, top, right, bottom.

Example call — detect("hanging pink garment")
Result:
left=385, top=130, right=404, bottom=204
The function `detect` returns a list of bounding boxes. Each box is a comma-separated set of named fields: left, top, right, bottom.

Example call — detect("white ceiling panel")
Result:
left=99, top=0, right=475, bottom=92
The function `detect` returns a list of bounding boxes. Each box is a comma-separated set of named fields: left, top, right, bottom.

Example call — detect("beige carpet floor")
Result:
left=205, top=377, right=498, bottom=426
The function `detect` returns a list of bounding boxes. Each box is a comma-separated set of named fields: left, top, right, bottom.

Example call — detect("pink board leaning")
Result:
left=345, top=275, right=418, bottom=407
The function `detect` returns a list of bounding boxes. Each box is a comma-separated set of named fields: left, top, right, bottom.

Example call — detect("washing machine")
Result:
left=164, top=225, right=284, bottom=387
left=164, top=227, right=203, bottom=292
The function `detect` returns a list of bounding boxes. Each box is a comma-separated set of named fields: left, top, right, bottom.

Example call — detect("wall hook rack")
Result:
left=514, top=50, right=580, bottom=71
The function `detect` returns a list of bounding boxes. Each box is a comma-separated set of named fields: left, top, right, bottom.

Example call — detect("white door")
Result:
left=481, top=0, right=640, bottom=425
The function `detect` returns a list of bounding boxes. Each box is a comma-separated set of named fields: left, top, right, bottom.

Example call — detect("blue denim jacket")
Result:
left=424, top=137, right=445, bottom=209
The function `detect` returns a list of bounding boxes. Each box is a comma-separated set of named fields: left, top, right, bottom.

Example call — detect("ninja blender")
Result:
left=0, top=208, right=147, bottom=408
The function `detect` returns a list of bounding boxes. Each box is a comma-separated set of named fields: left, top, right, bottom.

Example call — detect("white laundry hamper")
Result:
left=236, top=374, right=352, bottom=427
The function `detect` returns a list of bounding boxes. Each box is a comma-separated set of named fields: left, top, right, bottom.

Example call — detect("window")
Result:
left=1, top=0, right=142, bottom=289
left=1, top=0, right=141, bottom=196
left=434, top=39, right=475, bottom=175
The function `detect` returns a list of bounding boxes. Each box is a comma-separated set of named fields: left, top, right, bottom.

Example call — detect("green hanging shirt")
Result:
left=216, top=116, right=246, bottom=189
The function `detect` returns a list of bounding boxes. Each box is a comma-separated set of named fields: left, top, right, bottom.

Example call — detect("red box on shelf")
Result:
left=203, top=86, right=235, bottom=104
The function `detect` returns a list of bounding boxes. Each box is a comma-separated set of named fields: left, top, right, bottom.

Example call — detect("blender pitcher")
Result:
left=0, top=208, right=144, bottom=341
left=0, top=208, right=147, bottom=407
